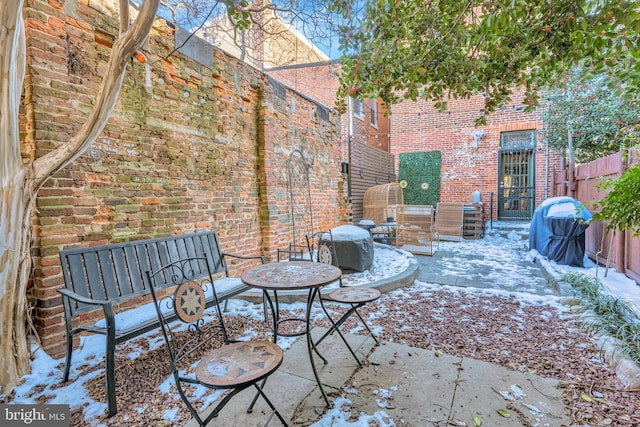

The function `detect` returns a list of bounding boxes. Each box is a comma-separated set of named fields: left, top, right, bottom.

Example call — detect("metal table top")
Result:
left=241, top=261, right=341, bottom=291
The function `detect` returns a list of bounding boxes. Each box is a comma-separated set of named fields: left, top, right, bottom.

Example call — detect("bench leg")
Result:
left=62, top=333, right=73, bottom=382
left=105, top=311, right=117, bottom=417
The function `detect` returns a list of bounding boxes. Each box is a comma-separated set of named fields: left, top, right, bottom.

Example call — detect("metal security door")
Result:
left=498, top=132, right=536, bottom=220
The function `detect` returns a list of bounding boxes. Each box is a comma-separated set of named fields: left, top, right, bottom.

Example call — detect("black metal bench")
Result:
left=57, top=230, right=265, bottom=417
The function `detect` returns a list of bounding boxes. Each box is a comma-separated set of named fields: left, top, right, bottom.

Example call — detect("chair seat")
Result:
left=195, top=340, right=283, bottom=388
left=328, top=287, right=381, bottom=304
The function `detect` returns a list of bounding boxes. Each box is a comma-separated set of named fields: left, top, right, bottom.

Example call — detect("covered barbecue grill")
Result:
left=529, top=197, right=592, bottom=267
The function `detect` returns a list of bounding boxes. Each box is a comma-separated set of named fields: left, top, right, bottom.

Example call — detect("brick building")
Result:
left=19, top=0, right=563, bottom=357
left=391, top=92, right=563, bottom=221
left=267, top=58, right=562, bottom=222
left=209, top=8, right=395, bottom=222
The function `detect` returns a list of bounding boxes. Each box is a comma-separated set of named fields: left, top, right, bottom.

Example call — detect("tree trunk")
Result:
left=0, top=0, right=30, bottom=395
left=0, top=0, right=160, bottom=396
left=0, top=174, right=33, bottom=395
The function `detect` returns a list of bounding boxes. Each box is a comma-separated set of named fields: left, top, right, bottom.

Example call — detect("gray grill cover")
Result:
left=529, top=197, right=592, bottom=267
left=323, top=225, right=374, bottom=272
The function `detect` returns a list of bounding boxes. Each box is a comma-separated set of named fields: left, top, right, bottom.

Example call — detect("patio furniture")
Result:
left=307, top=230, right=381, bottom=368
left=57, top=230, right=266, bottom=417
left=146, top=257, right=288, bottom=426
left=363, top=183, right=403, bottom=238
left=357, top=219, right=376, bottom=234
left=277, top=240, right=309, bottom=261
left=396, top=204, right=436, bottom=255
left=434, top=202, right=465, bottom=243
left=241, top=261, right=342, bottom=408
left=373, top=220, right=397, bottom=245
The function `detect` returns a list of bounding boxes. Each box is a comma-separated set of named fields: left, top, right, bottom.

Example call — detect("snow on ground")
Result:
left=437, top=231, right=554, bottom=295
left=309, top=396, right=396, bottom=427
left=536, top=249, right=640, bottom=312
left=4, top=223, right=638, bottom=426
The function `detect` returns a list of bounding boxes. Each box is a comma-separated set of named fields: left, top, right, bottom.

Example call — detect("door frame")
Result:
left=497, top=131, right=536, bottom=221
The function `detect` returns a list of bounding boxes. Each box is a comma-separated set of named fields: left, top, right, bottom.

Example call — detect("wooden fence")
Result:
left=349, top=140, right=397, bottom=222
left=551, top=149, right=640, bottom=285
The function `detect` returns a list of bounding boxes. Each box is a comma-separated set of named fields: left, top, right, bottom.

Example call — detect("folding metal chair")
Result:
left=306, top=230, right=381, bottom=367
left=145, top=257, right=288, bottom=426
left=277, top=239, right=309, bottom=261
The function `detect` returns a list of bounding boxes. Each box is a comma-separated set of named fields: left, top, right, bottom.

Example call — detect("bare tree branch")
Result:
left=32, top=0, right=161, bottom=190
left=120, top=0, right=130, bottom=34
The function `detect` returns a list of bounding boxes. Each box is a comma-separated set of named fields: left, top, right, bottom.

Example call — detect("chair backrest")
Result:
left=59, top=231, right=228, bottom=316
left=396, top=205, right=435, bottom=251
left=306, top=230, right=344, bottom=286
left=397, top=205, right=434, bottom=231
left=145, top=256, right=228, bottom=368
left=277, top=240, right=309, bottom=261
left=434, top=203, right=465, bottom=239
left=306, top=231, right=336, bottom=265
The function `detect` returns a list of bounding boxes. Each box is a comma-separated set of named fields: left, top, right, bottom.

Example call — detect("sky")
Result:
left=4, top=223, right=639, bottom=426
left=155, top=0, right=352, bottom=60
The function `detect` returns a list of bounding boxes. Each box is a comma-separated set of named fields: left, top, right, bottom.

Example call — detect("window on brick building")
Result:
left=352, top=97, right=364, bottom=120
left=370, top=101, right=378, bottom=128
left=500, top=130, right=536, bottom=149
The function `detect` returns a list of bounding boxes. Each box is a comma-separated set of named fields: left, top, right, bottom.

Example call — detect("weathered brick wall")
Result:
left=266, top=62, right=338, bottom=108
left=22, top=0, right=343, bottom=357
left=391, top=91, right=563, bottom=216
left=266, top=63, right=392, bottom=154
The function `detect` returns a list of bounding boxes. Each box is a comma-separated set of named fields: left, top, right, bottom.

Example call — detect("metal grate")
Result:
left=498, top=148, right=535, bottom=220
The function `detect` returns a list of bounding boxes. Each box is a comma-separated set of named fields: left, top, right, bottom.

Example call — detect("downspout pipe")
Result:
left=544, top=139, right=549, bottom=200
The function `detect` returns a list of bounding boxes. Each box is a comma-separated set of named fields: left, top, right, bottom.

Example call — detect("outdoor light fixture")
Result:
left=341, top=162, right=349, bottom=174
left=471, top=130, right=487, bottom=148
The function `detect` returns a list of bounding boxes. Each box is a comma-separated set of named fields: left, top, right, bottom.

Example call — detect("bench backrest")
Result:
left=59, top=231, right=228, bottom=316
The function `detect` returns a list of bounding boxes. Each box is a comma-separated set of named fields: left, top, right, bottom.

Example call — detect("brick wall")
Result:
left=266, top=63, right=392, bottom=154
left=391, top=91, right=563, bottom=217
left=22, top=0, right=343, bottom=357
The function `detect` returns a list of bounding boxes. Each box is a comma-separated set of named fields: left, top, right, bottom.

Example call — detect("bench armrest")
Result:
left=58, top=288, right=110, bottom=307
left=222, top=252, right=266, bottom=264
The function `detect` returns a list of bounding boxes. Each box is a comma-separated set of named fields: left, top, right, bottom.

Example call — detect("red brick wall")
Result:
left=391, top=91, right=563, bottom=217
left=267, top=62, right=339, bottom=108
left=350, top=99, right=390, bottom=152
left=266, top=63, right=392, bottom=154
left=22, top=0, right=343, bottom=357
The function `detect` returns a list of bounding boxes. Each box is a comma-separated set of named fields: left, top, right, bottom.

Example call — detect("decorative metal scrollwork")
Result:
left=286, top=149, right=313, bottom=247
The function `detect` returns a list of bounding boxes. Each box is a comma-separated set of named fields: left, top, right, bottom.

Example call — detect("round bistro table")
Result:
left=241, top=261, right=342, bottom=407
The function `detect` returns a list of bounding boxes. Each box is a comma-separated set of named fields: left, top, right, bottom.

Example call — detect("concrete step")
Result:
left=484, top=221, right=530, bottom=240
